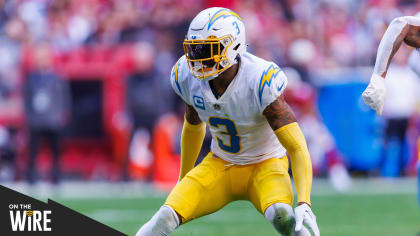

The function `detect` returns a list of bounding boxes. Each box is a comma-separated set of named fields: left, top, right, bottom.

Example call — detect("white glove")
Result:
left=295, top=203, right=320, bottom=236
left=362, top=74, right=386, bottom=115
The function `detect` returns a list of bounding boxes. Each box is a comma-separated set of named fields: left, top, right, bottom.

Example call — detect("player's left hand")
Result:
left=295, top=203, right=320, bottom=236
left=362, top=74, right=386, bottom=116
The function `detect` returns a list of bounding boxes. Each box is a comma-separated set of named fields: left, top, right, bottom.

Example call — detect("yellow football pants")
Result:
left=165, top=152, right=293, bottom=223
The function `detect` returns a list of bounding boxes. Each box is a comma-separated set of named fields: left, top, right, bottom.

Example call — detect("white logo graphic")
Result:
left=9, top=204, right=52, bottom=232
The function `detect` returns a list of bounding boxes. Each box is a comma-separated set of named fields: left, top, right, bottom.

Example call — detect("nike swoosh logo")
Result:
left=277, top=81, right=285, bottom=91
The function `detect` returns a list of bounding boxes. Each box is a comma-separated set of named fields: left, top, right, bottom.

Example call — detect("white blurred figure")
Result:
left=381, top=46, right=420, bottom=177
left=17, top=0, right=46, bottom=41
left=383, top=49, right=420, bottom=119
left=408, top=48, right=420, bottom=78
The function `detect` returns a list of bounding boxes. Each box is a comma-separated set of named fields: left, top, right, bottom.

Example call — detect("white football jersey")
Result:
left=170, top=52, right=288, bottom=165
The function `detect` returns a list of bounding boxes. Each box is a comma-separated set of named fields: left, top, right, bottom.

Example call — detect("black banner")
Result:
left=0, top=185, right=127, bottom=235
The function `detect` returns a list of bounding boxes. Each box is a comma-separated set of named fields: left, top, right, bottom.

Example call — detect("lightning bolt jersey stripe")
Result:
left=172, top=58, right=183, bottom=96
left=258, top=64, right=281, bottom=105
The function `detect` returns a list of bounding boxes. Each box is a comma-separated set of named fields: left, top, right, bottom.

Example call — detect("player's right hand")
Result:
left=295, top=203, right=320, bottom=236
left=362, top=74, right=386, bottom=116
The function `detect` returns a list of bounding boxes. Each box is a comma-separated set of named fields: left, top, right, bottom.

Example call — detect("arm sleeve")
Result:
left=179, top=116, right=206, bottom=180
left=373, top=16, right=420, bottom=76
left=257, top=65, right=288, bottom=113
left=275, top=122, right=312, bottom=205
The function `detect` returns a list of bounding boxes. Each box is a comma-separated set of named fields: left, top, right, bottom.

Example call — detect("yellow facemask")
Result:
left=183, top=35, right=233, bottom=80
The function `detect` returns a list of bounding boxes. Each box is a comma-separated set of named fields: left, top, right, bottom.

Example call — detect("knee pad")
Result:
left=136, top=205, right=179, bottom=236
left=264, top=203, right=295, bottom=236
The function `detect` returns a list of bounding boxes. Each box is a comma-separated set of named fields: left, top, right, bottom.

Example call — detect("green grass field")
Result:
left=60, top=193, right=420, bottom=236
left=6, top=179, right=419, bottom=236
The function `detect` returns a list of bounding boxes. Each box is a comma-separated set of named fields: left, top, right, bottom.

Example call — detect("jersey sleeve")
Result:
left=170, top=56, right=191, bottom=105
left=256, top=64, right=288, bottom=113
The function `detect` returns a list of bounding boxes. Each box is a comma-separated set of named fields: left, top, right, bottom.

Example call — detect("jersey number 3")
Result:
left=209, top=117, right=240, bottom=154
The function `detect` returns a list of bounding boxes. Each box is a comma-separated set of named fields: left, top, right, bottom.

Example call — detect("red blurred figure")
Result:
left=128, top=128, right=153, bottom=181
left=152, top=114, right=182, bottom=191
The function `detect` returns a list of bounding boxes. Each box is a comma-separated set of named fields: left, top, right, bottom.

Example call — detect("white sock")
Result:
left=136, top=205, right=179, bottom=236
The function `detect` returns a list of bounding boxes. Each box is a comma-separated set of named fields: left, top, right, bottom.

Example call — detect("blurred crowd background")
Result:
left=0, top=0, right=419, bottom=189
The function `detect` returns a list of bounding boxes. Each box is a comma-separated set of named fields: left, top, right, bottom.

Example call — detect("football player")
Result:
left=362, top=14, right=420, bottom=208
left=136, top=7, right=319, bottom=236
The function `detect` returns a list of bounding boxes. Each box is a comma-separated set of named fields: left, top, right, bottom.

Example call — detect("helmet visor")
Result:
left=183, top=36, right=231, bottom=80
left=186, top=43, right=215, bottom=60
left=184, top=40, right=223, bottom=67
